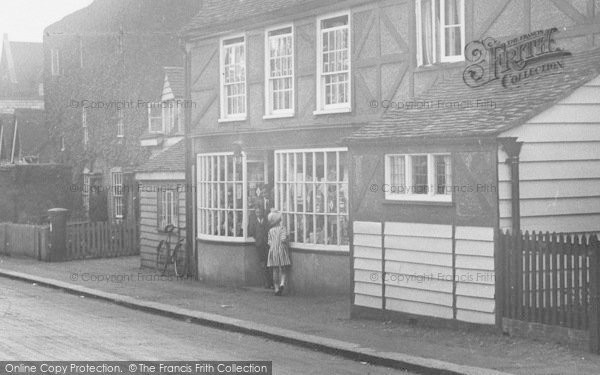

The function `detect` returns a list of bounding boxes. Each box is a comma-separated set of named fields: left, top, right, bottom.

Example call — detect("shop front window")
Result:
left=274, top=148, right=349, bottom=249
left=197, top=152, right=267, bottom=241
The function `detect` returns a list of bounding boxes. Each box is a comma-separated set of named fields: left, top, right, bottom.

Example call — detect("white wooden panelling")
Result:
left=385, top=275, right=453, bottom=293
left=499, top=81, right=600, bottom=236
left=519, top=142, right=600, bottom=162
left=385, top=235, right=453, bottom=254
left=353, top=258, right=382, bottom=272
left=527, top=104, right=600, bottom=123
left=455, top=255, right=494, bottom=271
left=585, top=76, right=600, bottom=85
left=455, top=239, right=494, bottom=257
left=354, top=245, right=382, bottom=260
left=384, top=222, right=452, bottom=238
left=354, top=282, right=382, bottom=297
left=500, top=197, right=600, bottom=218
left=385, top=260, right=453, bottom=277
left=455, top=226, right=494, bottom=242
left=500, top=123, right=600, bottom=142
left=354, top=294, right=382, bottom=309
left=499, top=180, right=600, bottom=200
left=386, top=299, right=453, bottom=319
left=558, top=86, right=600, bottom=104
left=354, top=234, right=382, bottom=247
left=455, top=268, right=495, bottom=286
left=456, top=296, right=495, bottom=313
left=386, top=285, right=452, bottom=307
left=354, top=221, right=382, bottom=234
left=456, top=310, right=495, bottom=325
left=498, top=160, right=600, bottom=181
left=456, top=282, right=495, bottom=299
left=519, top=215, right=600, bottom=233
left=386, top=249, right=452, bottom=267
left=354, top=269, right=382, bottom=285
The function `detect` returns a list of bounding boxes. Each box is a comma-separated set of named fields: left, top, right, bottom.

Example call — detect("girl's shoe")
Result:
left=279, top=285, right=285, bottom=295
left=274, top=287, right=281, bottom=296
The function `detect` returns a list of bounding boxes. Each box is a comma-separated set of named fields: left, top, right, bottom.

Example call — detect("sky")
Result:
left=0, top=0, right=93, bottom=45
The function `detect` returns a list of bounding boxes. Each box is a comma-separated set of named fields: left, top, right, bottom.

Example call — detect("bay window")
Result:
left=385, top=153, right=452, bottom=202
left=220, top=36, right=246, bottom=121
left=265, top=26, right=294, bottom=117
left=197, top=153, right=267, bottom=241
left=274, top=148, right=349, bottom=249
left=416, top=0, right=465, bottom=66
left=316, top=13, right=351, bottom=114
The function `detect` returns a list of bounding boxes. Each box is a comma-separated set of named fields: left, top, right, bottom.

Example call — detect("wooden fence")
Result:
left=499, top=230, right=600, bottom=334
left=66, top=220, right=138, bottom=260
left=0, top=223, right=49, bottom=260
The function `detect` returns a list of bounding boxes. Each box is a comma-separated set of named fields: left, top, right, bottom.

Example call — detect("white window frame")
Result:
left=219, top=34, right=247, bottom=122
left=162, top=100, right=182, bottom=135
left=264, top=24, right=295, bottom=119
left=83, top=170, right=91, bottom=212
left=415, top=0, right=465, bottom=66
left=384, top=153, right=452, bottom=202
left=111, top=170, right=124, bottom=219
left=116, top=109, right=124, bottom=138
left=148, top=103, right=163, bottom=133
left=82, top=108, right=89, bottom=147
left=196, top=152, right=250, bottom=242
left=50, top=49, right=60, bottom=76
left=160, top=189, right=178, bottom=230
left=315, top=11, right=352, bottom=115
left=274, top=147, right=349, bottom=252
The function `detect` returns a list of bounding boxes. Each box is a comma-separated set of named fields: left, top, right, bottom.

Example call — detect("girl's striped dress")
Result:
left=267, top=225, right=291, bottom=267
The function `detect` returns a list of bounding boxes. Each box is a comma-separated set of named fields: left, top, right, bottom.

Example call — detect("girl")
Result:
left=267, top=211, right=291, bottom=295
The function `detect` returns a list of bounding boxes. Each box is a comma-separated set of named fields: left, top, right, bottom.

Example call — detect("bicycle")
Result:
left=155, top=224, right=187, bottom=277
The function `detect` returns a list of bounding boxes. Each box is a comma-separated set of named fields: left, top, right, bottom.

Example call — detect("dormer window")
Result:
left=148, top=103, right=162, bottom=133
left=163, top=101, right=182, bottom=135
left=416, top=0, right=465, bottom=66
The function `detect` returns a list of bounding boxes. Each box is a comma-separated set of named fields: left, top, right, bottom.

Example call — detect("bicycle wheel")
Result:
left=155, top=240, right=167, bottom=272
left=162, top=242, right=172, bottom=275
left=173, top=243, right=186, bottom=278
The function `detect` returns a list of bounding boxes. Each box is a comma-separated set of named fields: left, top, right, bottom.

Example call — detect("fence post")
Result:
left=589, top=235, right=600, bottom=353
left=48, top=208, right=69, bottom=262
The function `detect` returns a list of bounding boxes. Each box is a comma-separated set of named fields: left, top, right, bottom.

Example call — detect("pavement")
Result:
left=0, top=278, right=411, bottom=374
left=1, top=256, right=600, bottom=375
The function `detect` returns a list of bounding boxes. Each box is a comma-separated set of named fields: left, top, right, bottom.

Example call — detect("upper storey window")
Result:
left=416, top=0, right=465, bottom=66
left=316, top=13, right=351, bottom=114
left=265, top=26, right=294, bottom=118
left=220, top=36, right=247, bottom=122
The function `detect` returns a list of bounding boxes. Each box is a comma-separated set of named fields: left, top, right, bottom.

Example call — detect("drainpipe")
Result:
left=499, top=137, right=523, bottom=235
left=183, top=40, right=196, bottom=279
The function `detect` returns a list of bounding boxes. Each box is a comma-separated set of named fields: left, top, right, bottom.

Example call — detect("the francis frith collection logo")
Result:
left=463, top=27, right=571, bottom=89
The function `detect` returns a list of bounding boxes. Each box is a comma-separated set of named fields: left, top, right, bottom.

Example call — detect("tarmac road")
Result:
left=0, top=278, right=415, bottom=375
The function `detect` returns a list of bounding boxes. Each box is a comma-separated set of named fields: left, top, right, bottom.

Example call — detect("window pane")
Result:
left=274, top=149, right=348, bottom=248
left=445, top=0, right=461, bottom=24
left=445, top=26, right=461, bottom=57
left=435, top=155, right=452, bottom=195
left=412, top=155, right=428, bottom=194
left=389, top=156, right=405, bottom=188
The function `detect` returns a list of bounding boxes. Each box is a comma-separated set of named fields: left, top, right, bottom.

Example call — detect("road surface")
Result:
left=0, top=278, right=414, bottom=374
